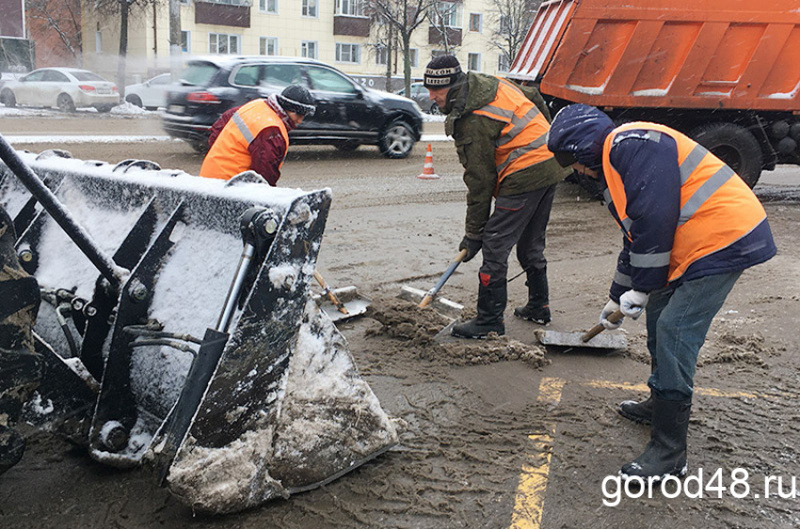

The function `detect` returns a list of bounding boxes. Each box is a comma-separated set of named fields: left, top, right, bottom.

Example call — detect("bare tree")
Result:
left=26, top=0, right=82, bottom=63
left=91, top=0, right=160, bottom=95
left=488, top=0, right=539, bottom=71
left=367, top=0, right=433, bottom=97
left=427, top=1, right=460, bottom=56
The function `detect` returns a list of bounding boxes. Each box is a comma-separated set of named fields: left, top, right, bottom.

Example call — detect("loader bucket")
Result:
left=0, top=147, right=398, bottom=514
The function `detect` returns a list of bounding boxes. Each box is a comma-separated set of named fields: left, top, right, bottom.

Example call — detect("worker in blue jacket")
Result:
left=546, top=104, right=776, bottom=482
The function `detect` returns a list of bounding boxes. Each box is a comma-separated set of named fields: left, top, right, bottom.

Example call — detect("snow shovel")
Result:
left=313, top=270, right=370, bottom=322
left=398, top=248, right=467, bottom=319
left=536, top=309, right=628, bottom=350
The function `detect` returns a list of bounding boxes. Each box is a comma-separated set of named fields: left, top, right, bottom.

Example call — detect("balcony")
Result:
left=195, top=0, right=251, bottom=28
left=333, top=15, right=371, bottom=37
left=428, top=26, right=462, bottom=46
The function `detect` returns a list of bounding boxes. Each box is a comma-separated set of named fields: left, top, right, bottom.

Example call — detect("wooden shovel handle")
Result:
left=314, top=270, right=349, bottom=314
left=581, top=309, right=624, bottom=342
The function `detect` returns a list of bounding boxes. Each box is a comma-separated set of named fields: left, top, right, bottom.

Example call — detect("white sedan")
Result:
left=124, top=73, right=172, bottom=110
left=0, top=67, right=120, bottom=112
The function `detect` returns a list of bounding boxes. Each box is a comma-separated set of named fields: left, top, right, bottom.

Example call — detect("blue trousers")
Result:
left=645, top=271, right=742, bottom=402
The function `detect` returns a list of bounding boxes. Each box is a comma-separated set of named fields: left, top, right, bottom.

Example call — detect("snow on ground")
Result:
left=0, top=102, right=156, bottom=117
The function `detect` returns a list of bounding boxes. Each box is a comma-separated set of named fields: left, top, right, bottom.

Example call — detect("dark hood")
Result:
left=547, top=104, right=615, bottom=171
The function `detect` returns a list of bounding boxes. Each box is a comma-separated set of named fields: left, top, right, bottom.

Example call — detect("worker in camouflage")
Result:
left=0, top=206, right=43, bottom=475
left=425, top=55, right=570, bottom=339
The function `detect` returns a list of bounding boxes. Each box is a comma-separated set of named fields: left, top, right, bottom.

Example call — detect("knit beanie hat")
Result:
left=423, top=55, right=464, bottom=89
left=276, top=84, right=316, bottom=117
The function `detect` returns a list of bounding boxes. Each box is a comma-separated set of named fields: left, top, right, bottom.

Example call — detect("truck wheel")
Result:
left=690, top=122, right=762, bottom=187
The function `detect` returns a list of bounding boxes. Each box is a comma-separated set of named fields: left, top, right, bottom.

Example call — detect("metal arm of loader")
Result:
left=0, top=134, right=125, bottom=290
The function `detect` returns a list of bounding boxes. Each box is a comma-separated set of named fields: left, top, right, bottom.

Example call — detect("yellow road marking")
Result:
left=583, top=380, right=776, bottom=400
left=509, top=377, right=778, bottom=528
left=509, top=377, right=564, bottom=529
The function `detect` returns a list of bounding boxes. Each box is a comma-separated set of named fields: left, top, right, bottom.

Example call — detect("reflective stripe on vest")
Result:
left=603, top=122, right=768, bottom=282
left=199, top=99, right=289, bottom=181
left=472, top=78, right=553, bottom=183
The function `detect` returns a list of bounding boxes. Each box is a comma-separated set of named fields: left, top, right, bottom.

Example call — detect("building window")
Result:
left=432, top=2, right=461, bottom=28
left=409, top=48, right=419, bottom=67
left=181, top=31, right=191, bottom=53
left=468, top=52, right=481, bottom=72
left=205, top=0, right=249, bottom=5
left=336, top=43, right=361, bottom=64
left=301, top=41, right=318, bottom=59
left=375, top=46, right=388, bottom=66
left=260, top=36, right=278, bottom=55
left=302, top=0, right=317, bottom=17
left=469, top=13, right=482, bottom=32
left=499, top=14, right=512, bottom=33
left=431, top=50, right=448, bottom=59
left=209, top=33, right=240, bottom=54
left=336, top=0, right=363, bottom=16
left=259, top=0, right=277, bottom=13
left=498, top=53, right=510, bottom=72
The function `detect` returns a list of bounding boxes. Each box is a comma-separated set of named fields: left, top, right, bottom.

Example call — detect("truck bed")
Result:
left=508, top=0, right=800, bottom=111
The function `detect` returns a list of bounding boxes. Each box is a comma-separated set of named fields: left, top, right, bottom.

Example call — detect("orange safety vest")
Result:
left=472, top=78, right=554, bottom=184
left=199, top=99, right=289, bottom=180
left=603, top=122, right=768, bottom=282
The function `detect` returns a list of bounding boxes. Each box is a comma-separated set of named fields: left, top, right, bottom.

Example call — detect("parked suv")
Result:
left=162, top=56, right=423, bottom=158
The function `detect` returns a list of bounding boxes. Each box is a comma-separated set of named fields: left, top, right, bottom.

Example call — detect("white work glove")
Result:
left=619, top=290, right=649, bottom=320
left=599, top=300, right=623, bottom=330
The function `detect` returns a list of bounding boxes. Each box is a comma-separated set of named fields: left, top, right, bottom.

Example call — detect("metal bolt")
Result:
left=84, top=305, right=98, bottom=317
left=128, top=279, right=148, bottom=302
left=18, top=249, right=33, bottom=263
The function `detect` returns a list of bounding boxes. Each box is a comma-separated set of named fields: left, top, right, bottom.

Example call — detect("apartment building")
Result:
left=82, top=0, right=527, bottom=89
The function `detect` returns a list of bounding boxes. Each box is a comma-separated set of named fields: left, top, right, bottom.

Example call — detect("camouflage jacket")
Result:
left=444, top=72, right=569, bottom=238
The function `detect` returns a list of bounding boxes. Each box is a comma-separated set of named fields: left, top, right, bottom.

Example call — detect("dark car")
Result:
left=162, top=56, right=423, bottom=158
left=395, top=82, right=439, bottom=114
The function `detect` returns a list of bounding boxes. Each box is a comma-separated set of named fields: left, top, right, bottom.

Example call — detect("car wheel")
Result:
left=334, top=141, right=361, bottom=152
left=95, top=105, right=114, bottom=113
left=57, top=93, right=75, bottom=113
left=1, top=89, right=15, bottom=107
left=126, top=94, right=143, bottom=107
left=690, top=122, right=763, bottom=188
left=429, top=103, right=441, bottom=115
left=379, top=119, right=415, bottom=159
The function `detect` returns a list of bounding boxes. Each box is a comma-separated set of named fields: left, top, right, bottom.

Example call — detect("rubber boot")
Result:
left=513, top=267, right=550, bottom=325
left=620, top=397, right=691, bottom=482
left=618, top=393, right=654, bottom=425
left=0, top=424, right=25, bottom=475
left=452, top=282, right=506, bottom=339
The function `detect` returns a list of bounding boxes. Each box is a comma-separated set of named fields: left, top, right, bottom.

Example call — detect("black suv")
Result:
left=162, top=56, right=423, bottom=158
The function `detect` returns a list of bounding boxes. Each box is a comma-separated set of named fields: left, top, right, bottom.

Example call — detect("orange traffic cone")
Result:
left=417, top=143, right=441, bottom=180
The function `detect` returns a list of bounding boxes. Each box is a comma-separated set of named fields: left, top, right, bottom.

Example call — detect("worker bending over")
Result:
left=200, top=84, right=316, bottom=185
left=547, top=104, right=776, bottom=481
left=425, top=55, right=569, bottom=339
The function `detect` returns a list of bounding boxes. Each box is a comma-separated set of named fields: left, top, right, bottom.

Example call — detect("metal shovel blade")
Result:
left=315, top=286, right=371, bottom=322
left=535, top=329, right=628, bottom=350
left=398, top=285, right=464, bottom=319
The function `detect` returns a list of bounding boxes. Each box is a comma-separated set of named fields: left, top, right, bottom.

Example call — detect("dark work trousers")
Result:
left=479, top=184, right=557, bottom=291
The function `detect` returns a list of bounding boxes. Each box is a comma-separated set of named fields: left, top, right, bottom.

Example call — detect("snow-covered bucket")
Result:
left=0, top=145, right=398, bottom=514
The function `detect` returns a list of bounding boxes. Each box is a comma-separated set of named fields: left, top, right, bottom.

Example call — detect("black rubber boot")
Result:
left=618, top=393, right=654, bottom=424
left=452, top=282, right=506, bottom=339
left=513, top=268, right=550, bottom=325
left=0, top=424, right=25, bottom=475
left=620, top=397, right=691, bottom=482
